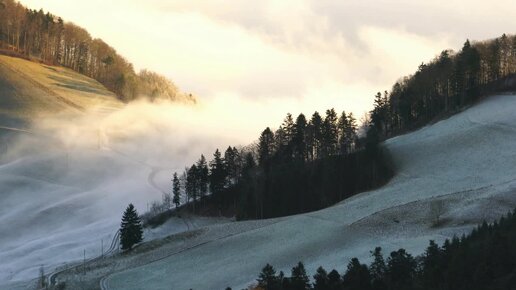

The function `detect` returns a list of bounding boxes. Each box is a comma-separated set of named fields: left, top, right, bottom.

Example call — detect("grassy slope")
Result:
left=0, top=55, right=123, bottom=126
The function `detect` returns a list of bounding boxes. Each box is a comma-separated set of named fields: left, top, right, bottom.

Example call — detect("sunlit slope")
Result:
left=0, top=55, right=122, bottom=124
left=105, top=94, right=516, bottom=290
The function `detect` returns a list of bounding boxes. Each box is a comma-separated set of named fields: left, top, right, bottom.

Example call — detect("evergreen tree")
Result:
left=186, top=164, right=199, bottom=209
left=338, top=110, right=350, bottom=155
left=224, top=146, right=237, bottom=185
left=369, top=247, right=387, bottom=290
left=293, top=113, right=308, bottom=161
left=386, top=249, right=416, bottom=290
left=209, top=149, right=227, bottom=198
left=196, top=155, right=209, bottom=199
left=308, top=111, right=323, bottom=160
left=342, top=258, right=372, bottom=290
left=321, top=109, right=339, bottom=157
left=172, top=172, right=181, bottom=208
left=345, top=112, right=357, bottom=152
left=290, top=262, right=311, bottom=290
left=232, top=146, right=242, bottom=180
left=119, top=203, right=143, bottom=250
left=421, top=240, right=443, bottom=289
left=313, top=266, right=330, bottom=290
left=257, top=264, right=280, bottom=290
left=282, top=113, right=295, bottom=145
left=258, top=127, right=275, bottom=166
left=327, top=269, right=342, bottom=290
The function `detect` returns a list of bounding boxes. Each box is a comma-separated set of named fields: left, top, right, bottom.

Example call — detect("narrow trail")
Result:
left=48, top=231, right=120, bottom=286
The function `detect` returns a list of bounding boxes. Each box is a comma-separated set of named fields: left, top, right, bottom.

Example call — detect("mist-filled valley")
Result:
left=0, top=98, right=259, bottom=285
left=2, top=0, right=516, bottom=290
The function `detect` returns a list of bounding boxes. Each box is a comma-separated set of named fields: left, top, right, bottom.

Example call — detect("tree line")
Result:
left=0, top=0, right=195, bottom=102
left=143, top=108, right=392, bottom=222
left=229, top=208, right=516, bottom=290
left=370, top=34, right=516, bottom=139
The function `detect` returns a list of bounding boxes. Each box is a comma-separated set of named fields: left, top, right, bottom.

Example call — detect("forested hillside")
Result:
left=0, top=0, right=195, bottom=103
left=250, top=209, right=516, bottom=290
left=145, top=108, right=392, bottom=223
left=370, top=35, right=516, bottom=139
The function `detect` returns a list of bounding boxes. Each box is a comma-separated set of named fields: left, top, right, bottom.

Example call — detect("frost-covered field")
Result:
left=0, top=115, right=240, bottom=289
left=103, top=94, right=516, bottom=290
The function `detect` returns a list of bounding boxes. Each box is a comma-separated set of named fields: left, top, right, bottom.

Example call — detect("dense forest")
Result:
left=371, top=34, right=516, bottom=139
left=145, top=108, right=392, bottom=223
left=239, top=208, right=516, bottom=290
left=0, top=0, right=195, bottom=102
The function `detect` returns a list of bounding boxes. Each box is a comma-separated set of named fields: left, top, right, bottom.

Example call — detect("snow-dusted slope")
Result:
left=103, top=94, right=516, bottom=290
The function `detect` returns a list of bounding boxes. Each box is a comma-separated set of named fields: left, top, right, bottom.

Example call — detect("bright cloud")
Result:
left=19, top=0, right=516, bottom=135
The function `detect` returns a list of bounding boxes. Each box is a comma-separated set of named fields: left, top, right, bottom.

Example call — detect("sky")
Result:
left=19, top=0, right=516, bottom=138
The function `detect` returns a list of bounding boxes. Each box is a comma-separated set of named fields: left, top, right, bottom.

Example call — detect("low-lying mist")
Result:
left=0, top=98, right=267, bottom=285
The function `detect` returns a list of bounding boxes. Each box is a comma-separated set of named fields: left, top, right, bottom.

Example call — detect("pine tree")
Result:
left=313, top=266, right=330, bottom=290
left=346, top=112, right=357, bottom=152
left=342, top=258, right=372, bottom=290
left=186, top=165, right=198, bottom=211
left=172, top=172, right=181, bottom=208
left=258, top=127, right=275, bottom=166
left=119, top=203, right=143, bottom=250
left=290, top=262, right=310, bottom=290
left=257, top=264, right=279, bottom=290
left=293, top=113, right=307, bottom=161
left=369, top=247, right=387, bottom=290
left=338, top=110, right=350, bottom=155
left=421, top=240, right=443, bottom=288
left=307, top=111, right=323, bottom=160
left=282, top=113, right=295, bottom=145
left=321, top=109, right=339, bottom=157
left=224, top=146, right=236, bottom=185
left=209, top=149, right=226, bottom=198
left=328, top=269, right=342, bottom=289
left=386, top=249, right=416, bottom=290
left=196, top=155, right=209, bottom=199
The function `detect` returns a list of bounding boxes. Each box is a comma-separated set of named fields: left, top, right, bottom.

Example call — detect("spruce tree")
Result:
left=186, top=165, right=198, bottom=211
left=293, top=113, right=307, bottom=161
left=223, top=146, right=236, bottom=184
left=370, top=247, right=387, bottom=290
left=172, top=172, right=181, bottom=208
left=307, top=111, right=323, bottom=160
left=342, top=258, right=372, bottom=290
left=119, top=203, right=143, bottom=251
left=327, top=269, right=342, bottom=289
left=290, top=262, right=310, bottom=290
left=209, top=149, right=227, bottom=198
left=313, top=266, right=330, bottom=290
left=196, top=155, right=209, bottom=199
left=322, top=109, right=339, bottom=157
left=257, top=263, right=279, bottom=290
left=258, top=127, right=275, bottom=166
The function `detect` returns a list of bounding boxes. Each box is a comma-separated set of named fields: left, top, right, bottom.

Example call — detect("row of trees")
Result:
left=246, top=209, right=516, bottom=290
left=157, top=108, right=391, bottom=220
left=257, top=110, right=358, bottom=165
left=370, top=34, right=516, bottom=138
left=0, top=0, right=195, bottom=102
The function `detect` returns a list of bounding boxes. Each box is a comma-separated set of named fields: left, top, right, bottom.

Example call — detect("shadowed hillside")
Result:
left=0, top=54, right=123, bottom=126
